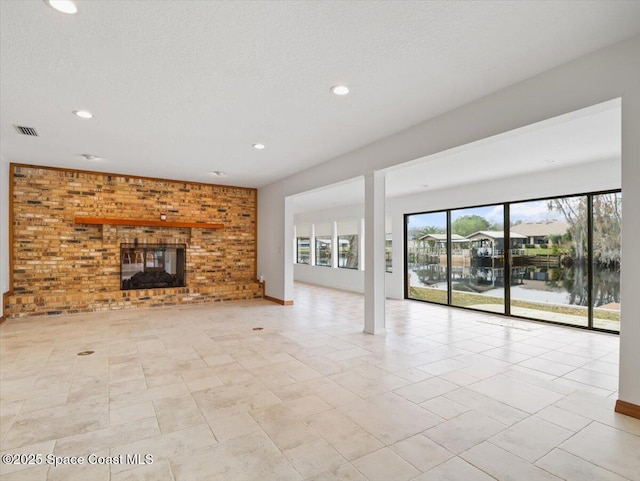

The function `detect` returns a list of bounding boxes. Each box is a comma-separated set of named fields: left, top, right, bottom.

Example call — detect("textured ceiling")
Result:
left=1, top=1, right=639, bottom=188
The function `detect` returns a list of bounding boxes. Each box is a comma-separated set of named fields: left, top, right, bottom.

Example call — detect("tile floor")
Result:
left=0, top=282, right=638, bottom=481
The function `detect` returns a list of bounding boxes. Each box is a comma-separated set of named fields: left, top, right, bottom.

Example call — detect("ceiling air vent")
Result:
left=14, top=125, right=39, bottom=136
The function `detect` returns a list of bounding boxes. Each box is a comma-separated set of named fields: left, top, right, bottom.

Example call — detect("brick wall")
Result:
left=6, top=165, right=262, bottom=317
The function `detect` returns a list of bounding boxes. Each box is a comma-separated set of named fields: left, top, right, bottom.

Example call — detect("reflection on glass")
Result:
left=315, top=236, right=332, bottom=267
left=296, top=237, right=310, bottom=264
left=450, top=205, right=505, bottom=313
left=509, top=196, right=588, bottom=326
left=407, top=212, right=448, bottom=304
left=385, top=234, right=392, bottom=273
left=338, top=235, right=358, bottom=269
left=592, top=193, right=621, bottom=331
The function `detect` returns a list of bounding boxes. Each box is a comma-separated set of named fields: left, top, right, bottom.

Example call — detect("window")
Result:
left=338, top=235, right=358, bottom=269
left=592, top=192, right=621, bottom=332
left=404, top=190, right=621, bottom=333
left=407, top=212, right=448, bottom=304
left=385, top=234, right=392, bottom=273
left=450, top=205, right=505, bottom=314
left=296, top=237, right=310, bottom=264
left=510, top=196, right=587, bottom=327
left=315, top=236, right=332, bottom=267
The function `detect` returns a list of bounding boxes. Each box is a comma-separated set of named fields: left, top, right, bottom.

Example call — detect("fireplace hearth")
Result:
left=121, top=244, right=186, bottom=290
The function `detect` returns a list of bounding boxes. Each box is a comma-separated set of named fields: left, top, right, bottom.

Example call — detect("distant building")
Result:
left=510, top=221, right=569, bottom=246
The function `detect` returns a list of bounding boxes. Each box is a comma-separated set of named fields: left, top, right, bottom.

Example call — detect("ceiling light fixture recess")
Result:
left=73, top=110, right=93, bottom=119
left=211, top=171, right=227, bottom=177
left=252, top=143, right=265, bottom=150
left=541, top=159, right=556, bottom=164
left=81, top=154, right=98, bottom=160
left=331, top=85, right=350, bottom=96
left=45, top=0, right=78, bottom=14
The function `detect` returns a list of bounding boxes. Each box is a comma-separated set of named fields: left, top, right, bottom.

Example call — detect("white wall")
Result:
left=0, top=155, right=9, bottom=318
left=293, top=204, right=365, bottom=292
left=257, top=36, right=640, bottom=408
left=294, top=263, right=365, bottom=293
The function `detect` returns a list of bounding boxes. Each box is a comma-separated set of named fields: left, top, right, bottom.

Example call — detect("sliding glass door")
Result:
left=407, top=212, right=448, bottom=304
left=404, top=190, right=621, bottom=332
left=450, top=205, right=505, bottom=314
left=509, top=196, right=588, bottom=327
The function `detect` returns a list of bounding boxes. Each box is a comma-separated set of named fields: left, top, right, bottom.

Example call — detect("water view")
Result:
left=407, top=193, right=621, bottom=331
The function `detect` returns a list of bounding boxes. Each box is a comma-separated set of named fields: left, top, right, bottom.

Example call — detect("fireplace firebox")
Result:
left=121, top=244, right=186, bottom=290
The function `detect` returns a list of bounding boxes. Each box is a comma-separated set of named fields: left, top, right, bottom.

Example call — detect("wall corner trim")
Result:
left=615, top=400, right=640, bottom=419
left=264, top=295, right=294, bottom=306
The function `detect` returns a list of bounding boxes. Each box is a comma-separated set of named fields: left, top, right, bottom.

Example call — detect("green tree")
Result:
left=452, top=215, right=490, bottom=237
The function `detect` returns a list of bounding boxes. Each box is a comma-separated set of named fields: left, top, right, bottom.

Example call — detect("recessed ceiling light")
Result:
left=331, top=85, right=350, bottom=96
left=81, top=154, right=98, bottom=160
left=73, top=110, right=93, bottom=119
left=541, top=159, right=556, bottom=164
left=45, top=0, right=78, bottom=14
left=422, top=184, right=429, bottom=188
left=211, top=171, right=227, bottom=177
left=252, top=143, right=265, bottom=150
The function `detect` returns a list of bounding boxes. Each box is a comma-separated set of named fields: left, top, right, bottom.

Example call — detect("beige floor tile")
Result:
left=461, top=441, right=562, bottom=480
left=389, top=433, right=454, bottom=472
left=110, top=458, right=174, bottom=481
left=352, top=448, right=420, bottom=481
left=0, top=440, right=55, bottom=476
left=205, top=411, right=261, bottom=441
left=338, top=392, right=443, bottom=445
left=559, top=422, right=640, bottom=480
left=307, top=409, right=384, bottom=461
left=444, top=388, right=528, bottom=426
left=54, top=417, right=160, bottom=456
left=0, top=464, right=49, bottom=481
left=420, top=396, right=470, bottom=420
left=110, top=402, right=157, bottom=426
left=303, top=462, right=367, bottom=481
left=467, top=374, right=565, bottom=413
left=424, top=410, right=506, bottom=454
left=153, top=394, right=205, bottom=434
left=536, top=449, right=628, bottom=481
left=412, top=456, right=495, bottom=481
left=489, top=416, right=573, bottom=462
left=534, top=405, right=592, bottom=432
left=285, top=395, right=332, bottom=419
left=169, top=431, right=302, bottom=481
left=284, top=438, right=345, bottom=478
left=250, top=404, right=319, bottom=450
left=393, top=377, right=459, bottom=404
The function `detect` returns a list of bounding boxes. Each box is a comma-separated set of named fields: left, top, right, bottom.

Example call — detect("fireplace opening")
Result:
left=121, top=244, right=186, bottom=290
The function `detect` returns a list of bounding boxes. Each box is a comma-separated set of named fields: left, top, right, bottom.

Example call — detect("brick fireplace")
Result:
left=6, top=164, right=262, bottom=317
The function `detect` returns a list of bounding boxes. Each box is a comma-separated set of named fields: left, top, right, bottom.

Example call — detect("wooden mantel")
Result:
left=74, top=216, right=224, bottom=230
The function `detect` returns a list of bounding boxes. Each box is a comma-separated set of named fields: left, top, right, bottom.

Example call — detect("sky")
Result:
left=407, top=198, right=574, bottom=229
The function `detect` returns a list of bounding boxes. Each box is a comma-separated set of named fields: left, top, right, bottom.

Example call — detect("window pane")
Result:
left=451, top=205, right=505, bottom=313
left=385, top=234, right=392, bottom=273
left=315, top=236, right=332, bottom=267
left=338, top=235, right=358, bottom=269
left=592, top=193, right=621, bottom=332
left=407, top=212, right=448, bottom=304
left=509, top=196, right=588, bottom=327
left=296, top=237, right=309, bottom=264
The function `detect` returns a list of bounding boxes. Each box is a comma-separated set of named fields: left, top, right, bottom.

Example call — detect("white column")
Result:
left=332, top=221, right=338, bottom=268
left=364, top=171, right=386, bottom=334
left=618, top=86, right=640, bottom=410
left=358, top=218, right=365, bottom=271
left=284, top=197, right=294, bottom=301
left=310, top=224, right=316, bottom=266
